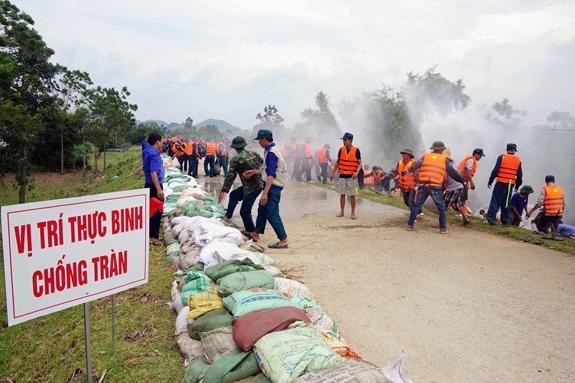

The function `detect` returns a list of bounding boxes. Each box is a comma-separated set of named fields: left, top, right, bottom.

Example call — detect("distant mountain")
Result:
left=195, top=119, right=240, bottom=131
left=138, top=119, right=181, bottom=130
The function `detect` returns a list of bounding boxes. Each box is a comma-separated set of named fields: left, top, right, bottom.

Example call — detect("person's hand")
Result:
left=157, top=189, right=165, bottom=201
left=259, top=193, right=268, bottom=206
left=352, top=172, right=358, bottom=179
left=243, top=170, right=256, bottom=177
left=217, top=191, right=225, bottom=203
left=526, top=212, right=531, bottom=219
left=487, top=183, right=492, bottom=189
left=470, top=181, right=475, bottom=190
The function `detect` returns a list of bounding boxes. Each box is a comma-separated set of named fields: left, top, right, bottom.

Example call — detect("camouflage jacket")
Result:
left=221, top=149, right=264, bottom=195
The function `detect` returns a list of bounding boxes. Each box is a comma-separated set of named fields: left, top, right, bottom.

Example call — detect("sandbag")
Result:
left=187, top=286, right=224, bottom=319
left=184, top=356, right=210, bottom=383
left=199, top=326, right=238, bottom=363
left=274, top=277, right=314, bottom=299
left=200, top=242, right=274, bottom=268
left=254, top=324, right=345, bottom=383
left=176, top=306, right=192, bottom=335
left=204, top=259, right=264, bottom=281
left=176, top=332, right=204, bottom=363
left=171, top=281, right=185, bottom=314
left=232, top=307, right=311, bottom=351
left=204, top=350, right=261, bottom=383
left=217, top=270, right=275, bottom=297
left=236, top=374, right=271, bottom=383
left=295, top=361, right=388, bottom=383
left=188, top=307, right=234, bottom=340
left=291, top=297, right=338, bottom=334
left=181, top=271, right=214, bottom=306
left=223, top=289, right=300, bottom=317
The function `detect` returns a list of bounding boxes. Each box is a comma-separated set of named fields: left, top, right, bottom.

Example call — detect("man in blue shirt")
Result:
left=509, top=185, right=534, bottom=226
left=143, top=133, right=165, bottom=245
left=243, top=129, right=289, bottom=249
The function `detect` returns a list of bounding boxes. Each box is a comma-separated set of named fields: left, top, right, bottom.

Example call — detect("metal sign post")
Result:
left=83, top=302, right=93, bottom=383
left=111, top=294, right=117, bottom=354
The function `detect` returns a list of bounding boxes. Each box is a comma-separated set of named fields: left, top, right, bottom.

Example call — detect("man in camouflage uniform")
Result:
left=218, top=136, right=264, bottom=240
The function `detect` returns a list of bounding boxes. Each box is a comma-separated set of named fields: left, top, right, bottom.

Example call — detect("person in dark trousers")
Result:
left=143, top=133, right=165, bottom=245
left=509, top=185, right=534, bottom=226
left=218, top=136, right=264, bottom=241
left=526, top=175, right=566, bottom=233
left=244, top=129, right=289, bottom=249
left=486, top=143, right=523, bottom=225
left=405, top=141, right=465, bottom=233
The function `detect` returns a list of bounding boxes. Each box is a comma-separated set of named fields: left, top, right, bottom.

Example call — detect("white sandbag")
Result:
left=176, top=332, right=204, bottom=364
left=199, top=241, right=274, bottom=268
left=175, top=306, right=192, bottom=334
left=178, top=252, right=200, bottom=270
left=177, top=195, right=198, bottom=208
left=381, top=353, right=414, bottom=383
left=171, top=157, right=180, bottom=168
left=192, top=224, right=243, bottom=247
left=171, top=280, right=185, bottom=314
left=264, top=265, right=284, bottom=277
left=274, top=278, right=314, bottom=299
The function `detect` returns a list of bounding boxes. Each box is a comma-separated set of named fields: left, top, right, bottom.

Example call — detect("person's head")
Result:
left=545, top=175, right=555, bottom=184
left=429, top=141, right=446, bottom=153
left=254, top=129, right=273, bottom=148
left=148, top=132, right=163, bottom=150
left=472, top=148, right=486, bottom=160
left=341, top=132, right=353, bottom=148
left=230, top=136, right=247, bottom=152
left=324, top=143, right=330, bottom=149
left=519, top=185, right=534, bottom=196
left=400, top=149, right=414, bottom=161
left=506, top=143, right=518, bottom=153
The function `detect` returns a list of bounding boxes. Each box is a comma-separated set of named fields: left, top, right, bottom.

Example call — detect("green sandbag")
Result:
left=204, top=350, right=261, bottom=383
left=217, top=270, right=275, bottom=297
left=184, top=356, right=210, bottom=383
left=188, top=307, right=233, bottom=340
left=186, top=262, right=205, bottom=272
left=204, top=259, right=264, bottom=281
left=181, top=272, right=214, bottom=306
left=236, top=374, right=271, bottom=383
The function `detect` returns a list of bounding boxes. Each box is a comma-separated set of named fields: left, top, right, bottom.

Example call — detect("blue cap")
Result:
left=340, top=132, right=353, bottom=140
left=254, top=129, right=273, bottom=140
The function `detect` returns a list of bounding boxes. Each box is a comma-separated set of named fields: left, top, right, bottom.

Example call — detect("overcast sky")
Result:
left=16, top=0, right=575, bottom=129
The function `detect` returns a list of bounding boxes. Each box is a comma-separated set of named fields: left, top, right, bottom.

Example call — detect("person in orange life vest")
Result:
left=405, top=141, right=465, bottom=233
left=396, top=149, right=417, bottom=209
left=526, top=175, right=565, bottom=233
left=486, top=143, right=523, bottom=225
left=187, top=138, right=202, bottom=178
left=332, top=132, right=362, bottom=219
left=287, top=137, right=298, bottom=178
left=296, top=137, right=313, bottom=182
left=456, top=148, right=485, bottom=211
left=316, top=144, right=332, bottom=183
left=217, top=140, right=229, bottom=176
left=182, top=140, right=193, bottom=174
left=204, top=139, right=218, bottom=177
left=170, top=139, right=185, bottom=170
left=443, top=148, right=470, bottom=225
left=291, top=140, right=304, bottom=181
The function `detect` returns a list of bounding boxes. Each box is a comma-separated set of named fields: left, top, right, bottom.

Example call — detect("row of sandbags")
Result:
left=160, top=161, right=414, bottom=383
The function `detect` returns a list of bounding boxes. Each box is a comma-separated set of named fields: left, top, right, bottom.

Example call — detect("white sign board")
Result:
left=2, top=189, right=149, bottom=326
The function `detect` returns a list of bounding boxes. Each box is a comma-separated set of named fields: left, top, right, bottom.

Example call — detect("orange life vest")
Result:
left=543, top=185, right=564, bottom=215
left=317, top=148, right=328, bottom=164
left=496, top=154, right=521, bottom=184
left=171, top=143, right=183, bottom=157
left=206, top=142, right=217, bottom=156
left=184, top=142, right=193, bottom=156
left=338, top=145, right=360, bottom=176
left=280, top=144, right=289, bottom=159
left=302, top=143, right=312, bottom=159
left=418, top=152, right=446, bottom=187
left=456, top=155, right=478, bottom=181
left=397, top=159, right=416, bottom=190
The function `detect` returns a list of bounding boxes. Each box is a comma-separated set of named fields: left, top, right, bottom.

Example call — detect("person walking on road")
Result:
left=244, top=129, right=289, bottom=249
left=332, top=132, right=362, bottom=219
left=143, top=133, right=165, bottom=245
left=526, top=175, right=565, bottom=233
left=218, top=136, right=264, bottom=241
left=486, top=143, right=523, bottom=225
left=405, top=141, right=465, bottom=233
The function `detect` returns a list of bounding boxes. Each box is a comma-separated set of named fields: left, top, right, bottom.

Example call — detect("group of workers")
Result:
left=166, top=137, right=230, bottom=178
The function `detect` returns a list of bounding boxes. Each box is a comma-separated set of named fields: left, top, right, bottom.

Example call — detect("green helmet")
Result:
left=230, top=136, right=247, bottom=149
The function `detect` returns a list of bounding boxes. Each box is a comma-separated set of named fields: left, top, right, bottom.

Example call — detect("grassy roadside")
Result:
left=0, top=148, right=183, bottom=382
left=315, top=182, right=575, bottom=256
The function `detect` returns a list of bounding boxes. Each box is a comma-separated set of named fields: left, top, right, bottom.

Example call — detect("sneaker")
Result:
left=439, top=229, right=449, bottom=234
left=406, top=225, right=413, bottom=231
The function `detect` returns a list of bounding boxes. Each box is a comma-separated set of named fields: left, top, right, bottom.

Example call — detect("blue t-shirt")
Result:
left=509, top=192, right=528, bottom=215
left=143, top=145, right=164, bottom=185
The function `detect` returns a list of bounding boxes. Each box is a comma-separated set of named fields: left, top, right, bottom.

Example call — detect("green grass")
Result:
left=315, top=182, right=575, bottom=256
left=1, top=148, right=184, bottom=382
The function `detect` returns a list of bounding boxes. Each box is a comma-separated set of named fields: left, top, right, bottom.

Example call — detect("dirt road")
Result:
left=251, top=182, right=575, bottom=383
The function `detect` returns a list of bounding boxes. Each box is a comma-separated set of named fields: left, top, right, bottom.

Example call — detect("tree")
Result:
left=254, top=105, right=285, bottom=140
left=295, top=91, right=340, bottom=139
left=488, top=98, right=526, bottom=128
left=0, top=0, right=61, bottom=202
left=546, top=111, right=575, bottom=131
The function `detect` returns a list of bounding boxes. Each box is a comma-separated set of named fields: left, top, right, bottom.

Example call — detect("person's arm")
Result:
left=488, top=155, right=502, bottom=188
left=218, top=158, right=238, bottom=202
left=447, top=161, right=465, bottom=184
left=352, top=149, right=362, bottom=179
left=405, top=158, right=422, bottom=174
left=515, top=162, right=523, bottom=190
left=526, top=189, right=545, bottom=218
left=259, top=150, right=279, bottom=205
left=150, top=171, right=164, bottom=201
